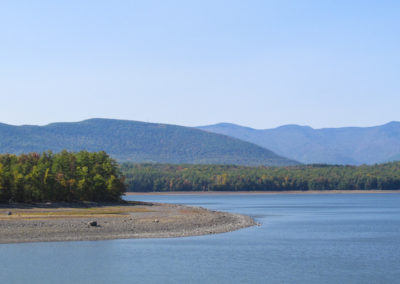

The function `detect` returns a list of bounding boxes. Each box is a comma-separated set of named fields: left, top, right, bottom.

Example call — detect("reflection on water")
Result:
left=1, top=193, right=400, bottom=284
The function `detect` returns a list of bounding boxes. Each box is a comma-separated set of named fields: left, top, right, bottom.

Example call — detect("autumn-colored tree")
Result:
left=0, top=151, right=125, bottom=203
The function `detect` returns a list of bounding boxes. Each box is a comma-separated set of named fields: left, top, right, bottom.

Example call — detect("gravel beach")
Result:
left=0, top=201, right=256, bottom=244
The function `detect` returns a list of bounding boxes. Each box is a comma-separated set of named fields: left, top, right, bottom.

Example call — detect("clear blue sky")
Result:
left=1, top=0, right=399, bottom=129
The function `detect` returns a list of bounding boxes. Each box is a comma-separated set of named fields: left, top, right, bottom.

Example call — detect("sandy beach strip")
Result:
left=125, top=190, right=400, bottom=195
left=0, top=201, right=256, bottom=244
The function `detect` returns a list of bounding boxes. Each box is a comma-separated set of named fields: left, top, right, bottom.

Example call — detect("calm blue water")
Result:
left=1, top=193, right=400, bottom=284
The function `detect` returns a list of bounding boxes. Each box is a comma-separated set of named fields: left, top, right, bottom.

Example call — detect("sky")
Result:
left=1, top=0, right=399, bottom=129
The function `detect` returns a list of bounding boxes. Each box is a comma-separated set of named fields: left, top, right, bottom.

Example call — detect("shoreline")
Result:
left=125, top=189, right=400, bottom=195
left=0, top=202, right=256, bottom=244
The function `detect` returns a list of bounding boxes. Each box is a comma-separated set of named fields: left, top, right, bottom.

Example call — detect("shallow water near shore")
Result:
left=1, top=193, right=400, bottom=283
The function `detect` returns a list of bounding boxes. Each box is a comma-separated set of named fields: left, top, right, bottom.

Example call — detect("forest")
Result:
left=0, top=151, right=125, bottom=203
left=121, top=162, right=400, bottom=192
left=2, top=150, right=400, bottom=202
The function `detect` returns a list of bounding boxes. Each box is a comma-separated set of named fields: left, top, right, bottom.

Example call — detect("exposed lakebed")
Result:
left=0, top=201, right=255, bottom=243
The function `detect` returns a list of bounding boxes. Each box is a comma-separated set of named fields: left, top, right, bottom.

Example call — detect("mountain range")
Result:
left=2, top=118, right=399, bottom=166
left=198, top=122, right=400, bottom=165
left=0, top=119, right=298, bottom=166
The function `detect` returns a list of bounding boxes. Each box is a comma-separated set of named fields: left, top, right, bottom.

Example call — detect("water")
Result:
left=1, top=193, right=400, bottom=283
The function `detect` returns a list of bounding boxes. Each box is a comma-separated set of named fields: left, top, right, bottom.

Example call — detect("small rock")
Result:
left=6, top=211, right=12, bottom=216
left=88, top=221, right=97, bottom=227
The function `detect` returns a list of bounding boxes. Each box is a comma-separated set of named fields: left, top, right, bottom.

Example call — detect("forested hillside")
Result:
left=198, top=122, right=400, bottom=165
left=122, top=162, right=400, bottom=192
left=0, top=119, right=298, bottom=166
left=0, top=151, right=125, bottom=203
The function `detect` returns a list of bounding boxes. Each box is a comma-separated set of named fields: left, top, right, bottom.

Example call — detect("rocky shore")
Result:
left=0, top=201, right=256, bottom=244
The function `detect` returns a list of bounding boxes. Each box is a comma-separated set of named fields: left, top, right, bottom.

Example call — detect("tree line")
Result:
left=0, top=151, right=125, bottom=203
left=2, top=150, right=399, bottom=202
left=121, top=162, right=400, bottom=192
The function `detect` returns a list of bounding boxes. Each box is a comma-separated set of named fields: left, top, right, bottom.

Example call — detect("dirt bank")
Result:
left=0, top=201, right=256, bottom=244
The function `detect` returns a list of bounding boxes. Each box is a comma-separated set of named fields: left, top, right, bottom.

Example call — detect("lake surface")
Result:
left=1, top=193, right=400, bottom=283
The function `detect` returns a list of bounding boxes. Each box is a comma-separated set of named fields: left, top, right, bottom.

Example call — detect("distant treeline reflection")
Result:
left=122, top=162, right=400, bottom=192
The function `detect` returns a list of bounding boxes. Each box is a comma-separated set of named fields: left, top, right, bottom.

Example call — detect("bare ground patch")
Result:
left=0, top=201, right=256, bottom=243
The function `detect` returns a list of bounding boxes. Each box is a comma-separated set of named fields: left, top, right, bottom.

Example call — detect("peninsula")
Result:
left=0, top=151, right=255, bottom=244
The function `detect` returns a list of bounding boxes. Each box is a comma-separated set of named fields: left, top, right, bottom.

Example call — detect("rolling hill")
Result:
left=0, top=119, right=298, bottom=166
left=198, top=122, right=400, bottom=165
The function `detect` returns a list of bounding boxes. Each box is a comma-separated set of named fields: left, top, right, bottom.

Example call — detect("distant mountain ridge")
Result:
left=0, top=118, right=298, bottom=166
left=198, top=121, right=400, bottom=165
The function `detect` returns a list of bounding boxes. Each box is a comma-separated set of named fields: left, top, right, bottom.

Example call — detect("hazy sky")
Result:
left=1, top=0, right=399, bottom=129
